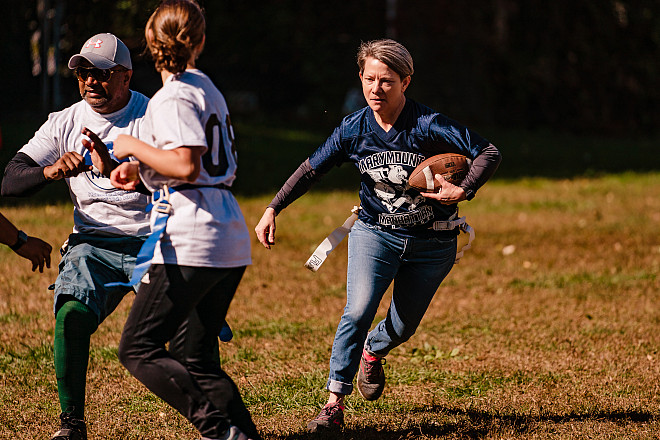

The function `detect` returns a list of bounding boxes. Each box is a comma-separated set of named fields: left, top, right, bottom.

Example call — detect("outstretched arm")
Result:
left=255, top=158, right=324, bottom=249
left=113, top=134, right=203, bottom=182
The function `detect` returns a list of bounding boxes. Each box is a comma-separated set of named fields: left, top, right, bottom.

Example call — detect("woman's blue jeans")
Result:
left=326, top=220, right=457, bottom=396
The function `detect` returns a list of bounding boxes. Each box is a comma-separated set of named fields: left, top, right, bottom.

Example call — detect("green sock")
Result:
left=54, top=300, right=98, bottom=419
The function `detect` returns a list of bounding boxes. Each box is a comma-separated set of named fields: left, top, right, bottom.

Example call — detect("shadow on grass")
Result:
left=273, top=407, right=655, bottom=439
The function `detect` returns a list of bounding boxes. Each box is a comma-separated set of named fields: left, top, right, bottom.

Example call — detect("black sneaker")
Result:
left=50, top=412, right=87, bottom=440
left=306, top=402, right=345, bottom=432
left=356, top=350, right=386, bottom=401
left=204, top=425, right=250, bottom=440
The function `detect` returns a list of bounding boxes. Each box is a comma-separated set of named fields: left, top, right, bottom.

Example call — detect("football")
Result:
left=408, top=153, right=471, bottom=192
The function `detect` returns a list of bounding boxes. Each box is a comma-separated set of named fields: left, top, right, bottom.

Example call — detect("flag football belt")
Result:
left=105, top=182, right=234, bottom=341
left=304, top=207, right=475, bottom=272
left=106, top=182, right=231, bottom=288
left=429, top=214, right=475, bottom=264
left=151, top=182, right=230, bottom=214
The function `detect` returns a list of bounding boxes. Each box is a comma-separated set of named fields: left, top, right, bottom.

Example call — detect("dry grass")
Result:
left=1, top=173, right=659, bottom=439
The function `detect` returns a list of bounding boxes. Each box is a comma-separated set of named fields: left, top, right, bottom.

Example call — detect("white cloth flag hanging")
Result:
left=304, top=207, right=359, bottom=272
left=304, top=207, right=475, bottom=272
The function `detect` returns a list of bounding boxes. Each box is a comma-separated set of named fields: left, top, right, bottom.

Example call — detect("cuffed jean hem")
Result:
left=326, top=378, right=354, bottom=395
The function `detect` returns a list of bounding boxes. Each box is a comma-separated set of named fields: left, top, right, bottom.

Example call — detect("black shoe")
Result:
left=306, top=402, right=344, bottom=432
left=50, top=412, right=87, bottom=440
left=356, top=350, right=386, bottom=401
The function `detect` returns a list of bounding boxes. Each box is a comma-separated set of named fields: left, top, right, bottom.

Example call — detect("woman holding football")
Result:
left=255, top=39, right=502, bottom=432
left=109, top=1, right=259, bottom=439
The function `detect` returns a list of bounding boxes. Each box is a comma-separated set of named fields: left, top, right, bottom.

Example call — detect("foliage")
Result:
left=1, top=1, right=658, bottom=135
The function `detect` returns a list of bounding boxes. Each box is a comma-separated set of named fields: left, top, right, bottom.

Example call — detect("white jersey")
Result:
left=19, top=91, right=151, bottom=236
left=139, top=69, right=251, bottom=268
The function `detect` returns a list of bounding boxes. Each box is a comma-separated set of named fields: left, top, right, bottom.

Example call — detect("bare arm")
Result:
left=113, top=134, right=203, bottom=182
left=0, top=213, right=52, bottom=272
left=255, top=207, right=277, bottom=249
left=110, top=162, right=142, bottom=191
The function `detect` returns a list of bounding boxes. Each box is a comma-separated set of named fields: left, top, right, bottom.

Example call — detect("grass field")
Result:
left=0, top=170, right=659, bottom=439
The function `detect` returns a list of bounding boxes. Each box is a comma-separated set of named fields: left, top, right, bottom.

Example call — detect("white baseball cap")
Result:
left=68, top=33, right=132, bottom=70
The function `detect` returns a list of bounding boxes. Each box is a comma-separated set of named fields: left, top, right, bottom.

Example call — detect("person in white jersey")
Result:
left=1, top=33, right=150, bottom=440
left=108, top=2, right=258, bottom=440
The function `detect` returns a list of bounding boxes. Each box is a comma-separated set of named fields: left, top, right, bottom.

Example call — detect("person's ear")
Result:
left=123, top=69, right=133, bottom=86
left=401, top=75, right=411, bottom=92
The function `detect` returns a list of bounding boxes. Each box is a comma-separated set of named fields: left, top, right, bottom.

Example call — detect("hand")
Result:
left=81, top=127, right=115, bottom=177
left=255, top=207, right=277, bottom=249
left=15, top=236, right=52, bottom=273
left=112, top=134, right=137, bottom=160
left=110, top=162, right=141, bottom=191
left=421, top=174, right=467, bottom=204
left=43, top=152, right=91, bottom=180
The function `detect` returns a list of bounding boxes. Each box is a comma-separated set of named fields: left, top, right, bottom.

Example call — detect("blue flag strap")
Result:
left=106, top=185, right=173, bottom=289
left=104, top=184, right=234, bottom=341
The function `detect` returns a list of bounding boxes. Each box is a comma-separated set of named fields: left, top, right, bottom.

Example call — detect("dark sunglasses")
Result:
left=73, top=67, right=125, bottom=82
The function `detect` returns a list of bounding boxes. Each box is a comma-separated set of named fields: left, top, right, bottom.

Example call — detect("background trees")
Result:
left=2, top=0, right=658, bottom=136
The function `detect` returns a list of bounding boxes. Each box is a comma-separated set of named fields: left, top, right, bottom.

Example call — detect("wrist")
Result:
left=43, top=166, right=53, bottom=180
left=10, top=230, right=28, bottom=252
left=265, top=206, right=278, bottom=216
left=43, top=165, right=60, bottom=181
left=461, top=187, right=475, bottom=201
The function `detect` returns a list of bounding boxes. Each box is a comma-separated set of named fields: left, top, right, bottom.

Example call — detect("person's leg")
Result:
left=309, top=221, right=403, bottom=432
left=365, top=235, right=457, bottom=355
left=54, top=298, right=99, bottom=419
left=326, top=221, right=403, bottom=395
left=119, top=264, right=234, bottom=439
left=50, top=237, right=136, bottom=439
left=169, top=267, right=261, bottom=439
left=355, top=234, right=456, bottom=402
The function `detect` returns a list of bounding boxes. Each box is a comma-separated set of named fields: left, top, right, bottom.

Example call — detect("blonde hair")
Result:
left=357, top=39, right=414, bottom=80
left=145, top=0, right=206, bottom=74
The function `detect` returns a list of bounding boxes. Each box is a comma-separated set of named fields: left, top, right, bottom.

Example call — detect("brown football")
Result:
left=408, top=153, right=471, bottom=192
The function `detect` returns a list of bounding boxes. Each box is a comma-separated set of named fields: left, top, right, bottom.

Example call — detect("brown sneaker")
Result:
left=306, top=402, right=345, bottom=432
left=356, top=350, right=386, bottom=401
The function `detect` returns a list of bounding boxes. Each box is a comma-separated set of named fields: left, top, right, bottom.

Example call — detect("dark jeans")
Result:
left=118, top=264, right=260, bottom=439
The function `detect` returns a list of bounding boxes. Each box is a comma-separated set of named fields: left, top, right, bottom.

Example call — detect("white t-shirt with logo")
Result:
left=139, top=69, right=251, bottom=268
left=19, top=91, right=151, bottom=236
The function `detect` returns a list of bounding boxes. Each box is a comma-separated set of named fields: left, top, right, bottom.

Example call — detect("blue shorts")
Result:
left=52, top=233, right=147, bottom=324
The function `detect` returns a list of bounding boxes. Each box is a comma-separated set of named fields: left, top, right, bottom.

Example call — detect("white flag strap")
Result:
left=304, top=206, right=360, bottom=272
left=454, top=221, right=475, bottom=264
left=304, top=207, right=474, bottom=271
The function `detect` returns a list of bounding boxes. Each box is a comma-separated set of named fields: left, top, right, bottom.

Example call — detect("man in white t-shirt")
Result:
left=1, top=33, right=149, bottom=440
